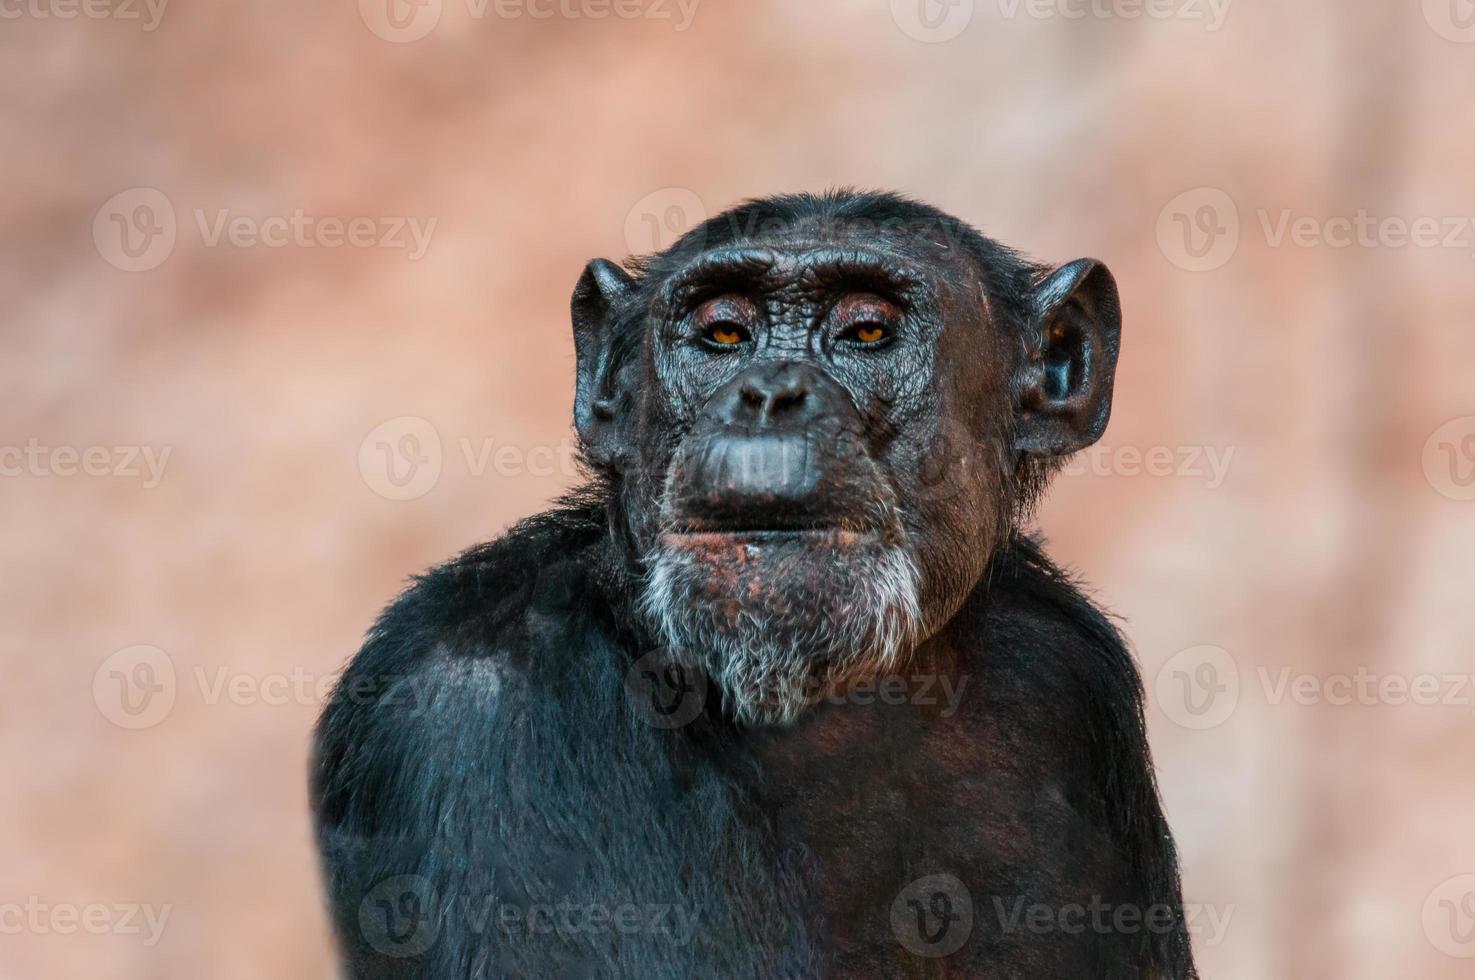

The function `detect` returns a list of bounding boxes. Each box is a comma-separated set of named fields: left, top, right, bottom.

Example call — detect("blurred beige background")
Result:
left=4, top=1, right=1474, bottom=977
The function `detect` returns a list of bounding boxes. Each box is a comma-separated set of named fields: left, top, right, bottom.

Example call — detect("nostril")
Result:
left=727, top=365, right=816, bottom=423
left=770, top=387, right=806, bottom=414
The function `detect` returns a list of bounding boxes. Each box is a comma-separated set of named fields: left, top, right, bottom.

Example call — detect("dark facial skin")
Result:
left=580, top=220, right=1109, bottom=666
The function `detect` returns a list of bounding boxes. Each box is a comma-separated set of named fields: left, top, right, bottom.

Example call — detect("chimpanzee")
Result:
left=312, top=191, right=1197, bottom=978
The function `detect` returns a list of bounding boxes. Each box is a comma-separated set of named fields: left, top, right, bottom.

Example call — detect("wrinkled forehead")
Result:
left=651, top=228, right=982, bottom=318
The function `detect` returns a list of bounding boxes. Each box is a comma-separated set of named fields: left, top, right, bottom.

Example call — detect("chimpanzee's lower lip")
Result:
left=661, top=528, right=877, bottom=548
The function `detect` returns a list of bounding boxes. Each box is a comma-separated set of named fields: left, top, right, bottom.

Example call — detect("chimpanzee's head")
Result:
left=571, top=192, right=1120, bottom=725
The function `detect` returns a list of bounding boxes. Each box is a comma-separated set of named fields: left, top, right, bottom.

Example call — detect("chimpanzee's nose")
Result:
left=674, top=361, right=867, bottom=529
left=709, top=362, right=828, bottom=431
left=740, top=364, right=808, bottom=421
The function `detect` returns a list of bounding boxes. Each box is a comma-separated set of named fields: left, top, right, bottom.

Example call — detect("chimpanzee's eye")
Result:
left=833, top=293, right=900, bottom=348
left=704, top=323, right=749, bottom=346
left=693, top=294, right=759, bottom=349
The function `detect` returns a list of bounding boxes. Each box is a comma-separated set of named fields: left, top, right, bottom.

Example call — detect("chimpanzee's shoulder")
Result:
left=311, top=502, right=619, bottom=817
left=405, top=503, right=605, bottom=633
left=978, top=536, right=1128, bottom=649
left=310, top=501, right=633, bottom=867
left=341, top=501, right=614, bottom=689
left=962, top=534, right=1145, bottom=712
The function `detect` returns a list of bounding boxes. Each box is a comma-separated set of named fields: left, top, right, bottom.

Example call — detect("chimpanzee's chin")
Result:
left=642, top=532, right=923, bottom=726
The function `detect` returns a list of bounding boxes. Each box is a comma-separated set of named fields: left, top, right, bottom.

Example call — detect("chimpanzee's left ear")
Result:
left=571, top=258, right=637, bottom=465
left=1013, top=258, right=1122, bottom=456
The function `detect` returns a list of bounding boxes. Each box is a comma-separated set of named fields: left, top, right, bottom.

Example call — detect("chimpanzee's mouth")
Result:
left=659, top=422, right=885, bottom=543
left=661, top=526, right=878, bottom=549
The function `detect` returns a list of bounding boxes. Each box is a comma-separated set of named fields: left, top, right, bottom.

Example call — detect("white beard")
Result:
left=641, top=535, right=924, bottom=726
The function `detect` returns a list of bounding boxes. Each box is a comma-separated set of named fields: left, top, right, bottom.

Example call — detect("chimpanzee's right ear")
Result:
left=571, top=258, right=637, bottom=464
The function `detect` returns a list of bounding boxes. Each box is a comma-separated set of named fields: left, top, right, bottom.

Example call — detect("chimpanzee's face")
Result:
left=571, top=214, right=1119, bottom=725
